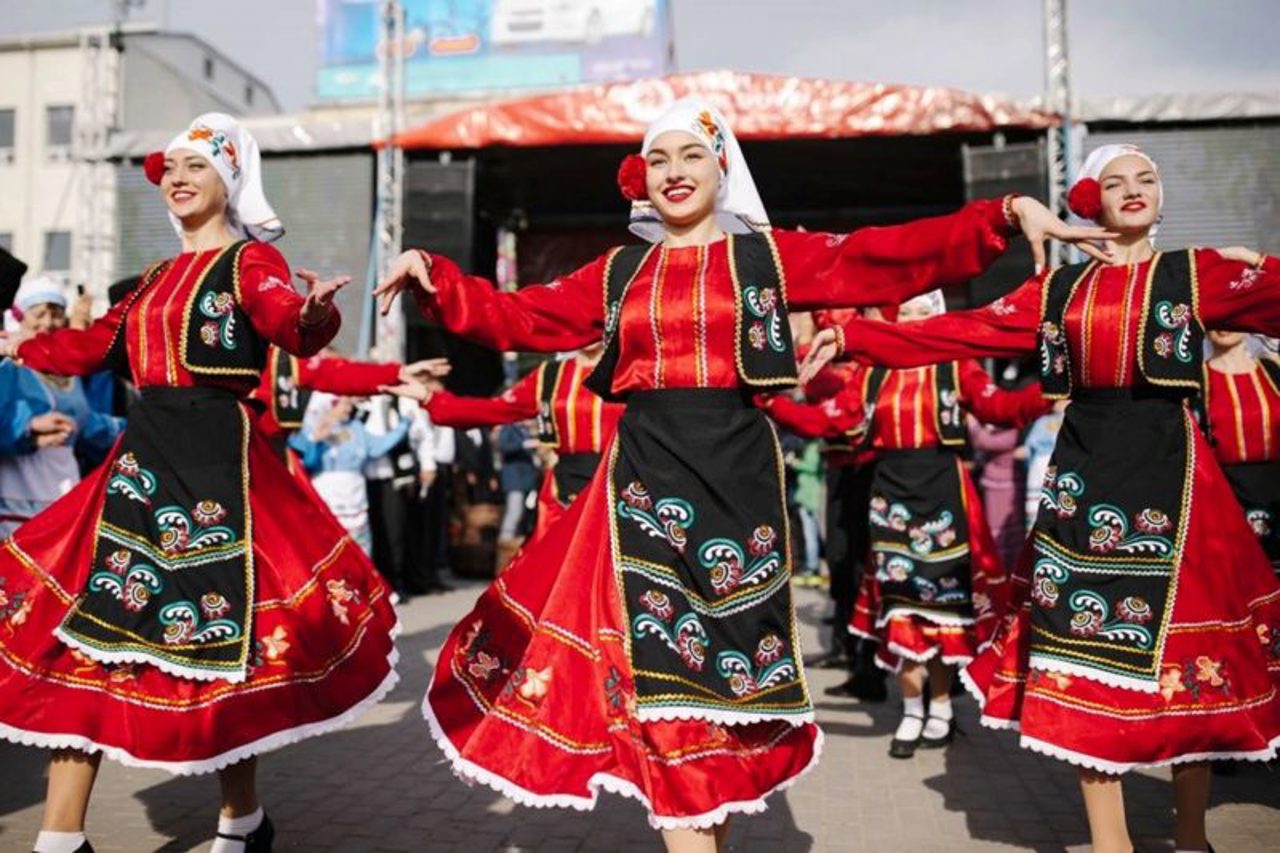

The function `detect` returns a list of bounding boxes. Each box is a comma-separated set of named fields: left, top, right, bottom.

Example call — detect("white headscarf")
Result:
left=1074, top=143, right=1163, bottom=235
left=4, top=275, right=67, bottom=332
left=899, top=289, right=946, bottom=319
left=156, top=113, right=283, bottom=243
left=628, top=98, right=769, bottom=243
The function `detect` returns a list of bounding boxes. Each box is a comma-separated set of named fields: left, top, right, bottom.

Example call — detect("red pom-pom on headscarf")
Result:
left=617, top=154, right=648, bottom=202
left=143, top=151, right=166, bottom=185
left=1067, top=178, right=1102, bottom=220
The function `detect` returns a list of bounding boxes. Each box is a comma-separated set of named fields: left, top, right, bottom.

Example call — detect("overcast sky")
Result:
left=2, top=0, right=1277, bottom=112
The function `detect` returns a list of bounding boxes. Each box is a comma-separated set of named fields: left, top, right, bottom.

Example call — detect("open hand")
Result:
left=1009, top=197, right=1118, bottom=270
left=379, top=378, right=435, bottom=403
left=0, top=329, right=34, bottom=359
left=797, top=328, right=841, bottom=386
left=29, top=411, right=76, bottom=448
left=373, top=251, right=435, bottom=316
left=400, top=358, right=451, bottom=384
left=297, top=269, right=351, bottom=326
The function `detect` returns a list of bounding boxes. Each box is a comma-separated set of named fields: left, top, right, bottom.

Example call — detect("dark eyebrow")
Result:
left=647, top=143, right=708, bottom=157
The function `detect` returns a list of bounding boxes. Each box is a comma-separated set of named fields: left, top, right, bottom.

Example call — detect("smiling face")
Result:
left=20, top=302, right=67, bottom=334
left=1097, top=154, right=1161, bottom=235
left=644, top=130, right=720, bottom=230
left=161, top=149, right=228, bottom=229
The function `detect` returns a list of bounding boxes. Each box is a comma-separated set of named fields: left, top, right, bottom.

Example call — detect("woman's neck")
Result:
left=1104, top=232, right=1155, bottom=267
left=1209, top=341, right=1257, bottom=374
left=180, top=214, right=236, bottom=254
left=662, top=214, right=724, bottom=249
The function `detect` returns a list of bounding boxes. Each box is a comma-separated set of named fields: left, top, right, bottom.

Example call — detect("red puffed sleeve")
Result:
left=424, top=367, right=540, bottom=429
left=839, top=272, right=1045, bottom=368
left=957, top=359, right=1049, bottom=429
left=411, top=252, right=606, bottom=353
left=16, top=293, right=129, bottom=377
left=296, top=354, right=400, bottom=396
left=803, top=361, right=858, bottom=403
left=760, top=386, right=869, bottom=441
left=1196, top=250, right=1280, bottom=336
left=238, top=242, right=338, bottom=357
left=776, top=198, right=1016, bottom=311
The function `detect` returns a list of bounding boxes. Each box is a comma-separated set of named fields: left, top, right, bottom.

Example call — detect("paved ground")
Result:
left=1, top=581, right=1277, bottom=852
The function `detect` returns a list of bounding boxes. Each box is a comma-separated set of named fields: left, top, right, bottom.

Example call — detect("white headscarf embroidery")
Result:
left=161, top=113, right=283, bottom=243
left=628, top=98, right=769, bottom=243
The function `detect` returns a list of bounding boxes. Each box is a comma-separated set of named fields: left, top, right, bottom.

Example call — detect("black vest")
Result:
left=180, top=241, right=269, bottom=379
left=860, top=363, right=967, bottom=449
left=534, top=359, right=567, bottom=446
left=1039, top=250, right=1204, bottom=400
left=583, top=232, right=797, bottom=401
left=270, top=348, right=311, bottom=429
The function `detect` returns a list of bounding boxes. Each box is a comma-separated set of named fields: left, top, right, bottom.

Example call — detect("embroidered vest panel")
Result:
left=180, top=241, right=269, bottom=378
left=862, top=364, right=966, bottom=449
left=271, top=348, right=311, bottom=430
left=584, top=233, right=797, bottom=400
left=535, top=360, right=565, bottom=446
left=1039, top=250, right=1203, bottom=399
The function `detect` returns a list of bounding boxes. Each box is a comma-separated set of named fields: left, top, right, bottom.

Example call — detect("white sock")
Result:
left=924, top=696, right=953, bottom=738
left=895, top=696, right=925, bottom=740
left=211, top=807, right=263, bottom=853
left=33, top=831, right=86, bottom=853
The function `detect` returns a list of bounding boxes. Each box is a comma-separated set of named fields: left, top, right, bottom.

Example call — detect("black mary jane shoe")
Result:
left=888, top=714, right=925, bottom=759
left=216, top=813, right=275, bottom=853
left=919, top=716, right=957, bottom=749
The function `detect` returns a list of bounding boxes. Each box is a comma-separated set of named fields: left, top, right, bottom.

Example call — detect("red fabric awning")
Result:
left=392, top=70, right=1057, bottom=150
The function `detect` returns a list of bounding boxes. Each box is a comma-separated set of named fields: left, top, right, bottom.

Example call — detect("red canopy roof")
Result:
left=393, top=70, right=1057, bottom=150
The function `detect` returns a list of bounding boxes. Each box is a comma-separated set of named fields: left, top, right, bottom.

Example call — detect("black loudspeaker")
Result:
left=0, top=247, right=28, bottom=311
left=402, top=158, right=503, bottom=397
left=963, top=141, right=1046, bottom=308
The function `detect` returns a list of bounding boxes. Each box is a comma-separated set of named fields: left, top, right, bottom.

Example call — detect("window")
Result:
left=203, top=56, right=214, bottom=80
left=0, top=233, right=12, bottom=253
left=43, top=231, right=71, bottom=271
left=0, top=109, right=14, bottom=159
left=46, top=105, right=73, bottom=151
left=244, top=84, right=254, bottom=106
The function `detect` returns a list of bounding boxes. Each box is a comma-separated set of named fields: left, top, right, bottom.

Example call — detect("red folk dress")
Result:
left=416, top=200, right=1015, bottom=827
left=0, top=243, right=399, bottom=773
left=837, top=250, right=1280, bottom=772
left=426, top=357, right=624, bottom=540
left=764, top=362, right=1045, bottom=672
left=1203, top=357, right=1280, bottom=570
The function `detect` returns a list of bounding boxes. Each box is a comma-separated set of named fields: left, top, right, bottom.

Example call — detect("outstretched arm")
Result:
left=425, top=367, right=540, bottom=429
left=238, top=244, right=342, bottom=357
left=778, top=197, right=1113, bottom=311
left=1197, top=249, right=1280, bottom=336
left=759, top=386, right=869, bottom=441
left=375, top=250, right=607, bottom=353
left=957, top=359, right=1049, bottom=429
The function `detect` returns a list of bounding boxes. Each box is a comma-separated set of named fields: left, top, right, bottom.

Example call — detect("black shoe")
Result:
left=889, top=714, right=925, bottom=759
left=217, top=813, right=274, bottom=853
left=34, top=844, right=94, bottom=853
left=919, top=717, right=957, bottom=749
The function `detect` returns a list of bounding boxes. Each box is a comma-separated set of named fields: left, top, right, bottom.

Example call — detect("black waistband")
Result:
left=1070, top=386, right=1190, bottom=403
left=625, top=388, right=753, bottom=412
left=876, top=446, right=956, bottom=460
left=139, top=385, right=241, bottom=404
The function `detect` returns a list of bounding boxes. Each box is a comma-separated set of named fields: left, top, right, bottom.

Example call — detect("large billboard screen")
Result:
left=317, top=0, right=672, bottom=101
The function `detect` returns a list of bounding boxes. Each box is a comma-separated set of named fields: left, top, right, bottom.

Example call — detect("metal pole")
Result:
left=1043, top=0, right=1072, bottom=266
left=365, top=0, right=406, bottom=359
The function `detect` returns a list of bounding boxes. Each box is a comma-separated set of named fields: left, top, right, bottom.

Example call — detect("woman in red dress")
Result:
left=376, top=97, right=1102, bottom=851
left=389, top=343, right=624, bottom=542
left=1203, top=329, right=1280, bottom=574
left=764, top=290, right=1047, bottom=759
left=0, top=114, right=398, bottom=853
left=804, top=144, right=1280, bottom=853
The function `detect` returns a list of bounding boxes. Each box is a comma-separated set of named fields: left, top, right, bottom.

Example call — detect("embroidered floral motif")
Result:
left=617, top=485, right=694, bottom=555
left=511, top=665, right=553, bottom=704
left=716, top=635, right=797, bottom=697
left=158, top=599, right=242, bottom=645
left=1040, top=321, right=1068, bottom=376
left=603, top=665, right=638, bottom=718
left=198, top=291, right=238, bottom=350
left=326, top=578, right=360, bottom=625
left=1159, top=664, right=1187, bottom=700
left=877, top=554, right=913, bottom=583
left=1031, top=560, right=1068, bottom=608
left=744, top=286, right=786, bottom=353
left=107, top=453, right=158, bottom=506
left=1039, top=468, right=1084, bottom=519
left=457, top=619, right=505, bottom=683
left=187, top=124, right=241, bottom=178
left=1161, top=656, right=1233, bottom=703
left=989, top=296, right=1016, bottom=317
left=256, top=625, right=290, bottom=664
left=87, top=551, right=164, bottom=613
left=633, top=610, right=709, bottom=672
left=639, top=589, right=674, bottom=619
left=256, top=275, right=288, bottom=293
left=1229, top=268, right=1262, bottom=291
left=1087, top=504, right=1175, bottom=556
left=155, top=502, right=236, bottom=554
left=200, top=592, right=231, bottom=619
left=1246, top=508, right=1274, bottom=538
left=0, top=578, right=30, bottom=626
left=1114, top=596, right=1153, bottom=624
left=468, top=651, right=501, bottom=681
left=695, top=110, right=728, bottom=173
left=1065, top=590, right=1154, bottom=648
left=698, top=533, right=781, bottom=596
left=869, top=496, right=910, bottom=531
left=906, top=511, right=957, bottom=556
left=1153, top=300, right=1194, bottom=363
